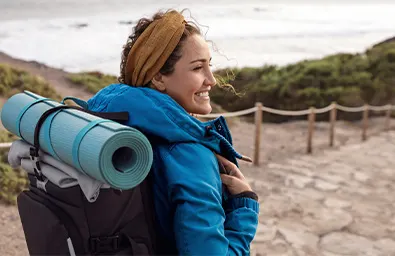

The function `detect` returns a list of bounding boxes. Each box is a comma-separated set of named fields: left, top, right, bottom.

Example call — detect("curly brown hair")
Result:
left=118, top=10, right=201, bottom=86
left=118, top=9, right=238, bottom=96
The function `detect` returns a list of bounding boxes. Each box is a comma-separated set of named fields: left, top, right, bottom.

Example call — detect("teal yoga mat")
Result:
left=1, top=90, right=153, bottom=190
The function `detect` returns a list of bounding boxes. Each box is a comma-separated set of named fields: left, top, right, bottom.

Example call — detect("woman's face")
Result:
left=160, top=34, right=217, bottom=115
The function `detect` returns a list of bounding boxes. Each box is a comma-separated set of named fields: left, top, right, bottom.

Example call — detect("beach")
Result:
left=1, top=1, right=395, bottom=75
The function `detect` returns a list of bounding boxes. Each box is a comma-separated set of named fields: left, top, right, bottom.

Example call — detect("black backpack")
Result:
left=15, top=105, right=157, bottom=256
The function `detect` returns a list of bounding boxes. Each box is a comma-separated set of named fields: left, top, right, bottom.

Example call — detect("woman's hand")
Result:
left=216, top=154, right=252, bottom=195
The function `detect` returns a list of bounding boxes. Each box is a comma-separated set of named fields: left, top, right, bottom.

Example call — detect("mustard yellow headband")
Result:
left=125, top=11, right=186, bottom=86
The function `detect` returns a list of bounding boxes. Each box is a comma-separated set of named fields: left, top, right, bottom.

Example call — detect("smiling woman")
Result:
left=118, top=12, right=217, bottom=115
left=87, top=9, right=259, bottom=255
left=150, top=34, right=216, bottom=115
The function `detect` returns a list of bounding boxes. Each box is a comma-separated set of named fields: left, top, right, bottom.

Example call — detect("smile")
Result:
left=195, top=91, right=209, bottom=97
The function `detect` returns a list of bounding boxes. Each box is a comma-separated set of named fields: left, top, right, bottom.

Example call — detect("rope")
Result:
left=198, top=107, right=257, bottom=118
left=314, top=105, right=335, bottom=114
left=198, top=102, right=393, bottom=119
left=0, top=142, right=12, bottom=148
left=261, top=106, right=311, bottom=116
left=367, top=104, right=392, bottom=112
left=335, top=104, right=366, bottom=112
left=0, top=102, right=391, bottom=148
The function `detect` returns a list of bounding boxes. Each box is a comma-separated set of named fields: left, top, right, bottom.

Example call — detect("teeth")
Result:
left=196, top=92, right=209, bottom=97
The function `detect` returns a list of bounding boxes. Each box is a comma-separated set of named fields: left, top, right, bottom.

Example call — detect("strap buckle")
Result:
left=89, top=234, right=120, bottom=254
left=29, top=146, right=44, bottom=181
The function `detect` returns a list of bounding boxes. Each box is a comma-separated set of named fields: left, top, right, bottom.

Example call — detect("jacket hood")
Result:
left=87, top=83, right=245, bottom=162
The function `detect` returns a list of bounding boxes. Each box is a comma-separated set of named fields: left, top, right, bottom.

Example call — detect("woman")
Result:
left=87, top=9, right=259, bottom=255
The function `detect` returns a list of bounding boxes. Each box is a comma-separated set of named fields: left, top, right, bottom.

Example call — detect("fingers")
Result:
left=215, top=154, right=234, bottom=169
left=220, top=174, right=236, bottom=187
left=216, top=154, right=245, bottom=180
left=220, top=174, right=252, bottom=195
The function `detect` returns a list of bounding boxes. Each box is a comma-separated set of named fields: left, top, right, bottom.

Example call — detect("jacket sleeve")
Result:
left=162, top=142, right=259, bottom=255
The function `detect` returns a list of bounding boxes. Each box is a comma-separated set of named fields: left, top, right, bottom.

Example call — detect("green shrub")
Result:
left=0, top=148, right=27, bottom=205
left=0, top=130, right=18, bottom=143
left=67, top=71, right=117, bottom=93
left=211, top=39, right=395, bottom=122
left=0, top=64, right=61, bottom=100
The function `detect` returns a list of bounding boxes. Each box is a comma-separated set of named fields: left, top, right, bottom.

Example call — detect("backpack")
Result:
left=12, top=99, right=158, bottom=255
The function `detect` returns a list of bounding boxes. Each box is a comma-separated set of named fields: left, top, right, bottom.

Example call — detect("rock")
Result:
left=374, top=238, right=395, bottom=254
left=303, top=208, right=353, bottom=236
left=285, top=174, right=313, bottom=189
left=288, top=188, right=325, bottom=201
left=353, top=172, right=370, bottom=183
left=316, top=172, right=345, bottom=184
left=277, top=220, right=320, bottom=253
left=254, top=221, right=277, bottom=242
left=324, top=197, right=351, bottom=209
left=253, top=7, right=268, bottom=12
left=70, top=23, right=88, bottom=29
left=119, top=20, right=134, bottom=25
left=251, top=238, right=293, bottom=256
left=351, top=201, right=384, bottom=218
left=286, top=159, right=317, bottom=169
left=314, top=180, right=339, bottom=191
left=322, top=252, right=342, bottom=256
left=260, top=195, right=294, bottom=218
left=268, top=163, right=315, bottom=177
left=320, top=232, right=380, bottom=255
left=347, top=217, right=392, bottom=239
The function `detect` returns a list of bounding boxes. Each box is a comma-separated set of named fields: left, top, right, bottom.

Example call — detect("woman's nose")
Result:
left=205, top=70, right=217, bottom=87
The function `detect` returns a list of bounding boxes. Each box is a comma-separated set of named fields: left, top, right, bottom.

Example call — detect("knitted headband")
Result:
left=125, top=11, right=186, bottom=86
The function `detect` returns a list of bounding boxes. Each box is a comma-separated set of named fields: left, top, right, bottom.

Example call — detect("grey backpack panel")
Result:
left=18, top=174, right=157, bottom=255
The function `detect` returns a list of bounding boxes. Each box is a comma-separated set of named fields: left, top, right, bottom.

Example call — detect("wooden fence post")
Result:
left=385, top=105, right=392, bottom=131
left=362, top=104, right=369, bottom=141
left=307, top=107, right=315, bottom=154
left=329, top=102, right=337, bottom=147
left=254, top=102, right=263, bottom=166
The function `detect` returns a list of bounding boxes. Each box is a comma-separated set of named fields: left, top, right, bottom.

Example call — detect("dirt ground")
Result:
left=1, top=119, right=394, bottom=256
left=245, top=130, right=395, bottom=256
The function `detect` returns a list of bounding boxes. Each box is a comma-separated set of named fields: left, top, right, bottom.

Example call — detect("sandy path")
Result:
left=247, top=131, right=395, bottom=256
left=0, top=116, right=393, bottom=256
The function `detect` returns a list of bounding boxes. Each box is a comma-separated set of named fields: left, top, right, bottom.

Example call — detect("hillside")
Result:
left=0, top=52, right=92, bottom=101
left=1, top=35, right=394, bottom=121
left=211, top=37, right=395, bottom=122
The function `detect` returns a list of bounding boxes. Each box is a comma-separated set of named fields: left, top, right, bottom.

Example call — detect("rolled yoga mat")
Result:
left=1, top=90, right=153, bottom=190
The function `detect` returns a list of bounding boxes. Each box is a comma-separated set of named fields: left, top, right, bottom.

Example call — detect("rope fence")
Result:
left=198, top=102, right=395, bottom=166
left=0, top=102, right=393, bottom=167
left=0, top=142, right=12, bottom=148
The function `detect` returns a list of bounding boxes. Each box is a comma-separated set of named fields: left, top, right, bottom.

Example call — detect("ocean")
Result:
left=0, top=0, right=394, bottom=75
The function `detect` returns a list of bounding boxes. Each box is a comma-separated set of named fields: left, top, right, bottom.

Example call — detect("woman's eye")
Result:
left=193, top=66, right=203, bottom=70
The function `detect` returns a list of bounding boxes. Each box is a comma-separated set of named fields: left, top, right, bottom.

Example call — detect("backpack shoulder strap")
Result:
left=61, top=96, right=129, bottom=122
left=61, top=96, right=89, bottom=109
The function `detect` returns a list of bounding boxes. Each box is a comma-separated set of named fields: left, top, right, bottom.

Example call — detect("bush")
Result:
left=0, top=130, right=27, bottom=205
left=211, top=38, right=395, bottom=122
left=67, top=71, right=117, bottom=93
left=0, top=130, right=18, bottom=143
left=0, top=64, right=61, bottom=100
left=0, top=149, right=27, bottom=205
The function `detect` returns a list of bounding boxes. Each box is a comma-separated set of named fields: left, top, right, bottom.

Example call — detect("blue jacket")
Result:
left=87, top=83, right=259, bottom=255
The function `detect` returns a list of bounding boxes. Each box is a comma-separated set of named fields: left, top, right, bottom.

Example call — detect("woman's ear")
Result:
left=151, top=73, right=166, bottom=92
